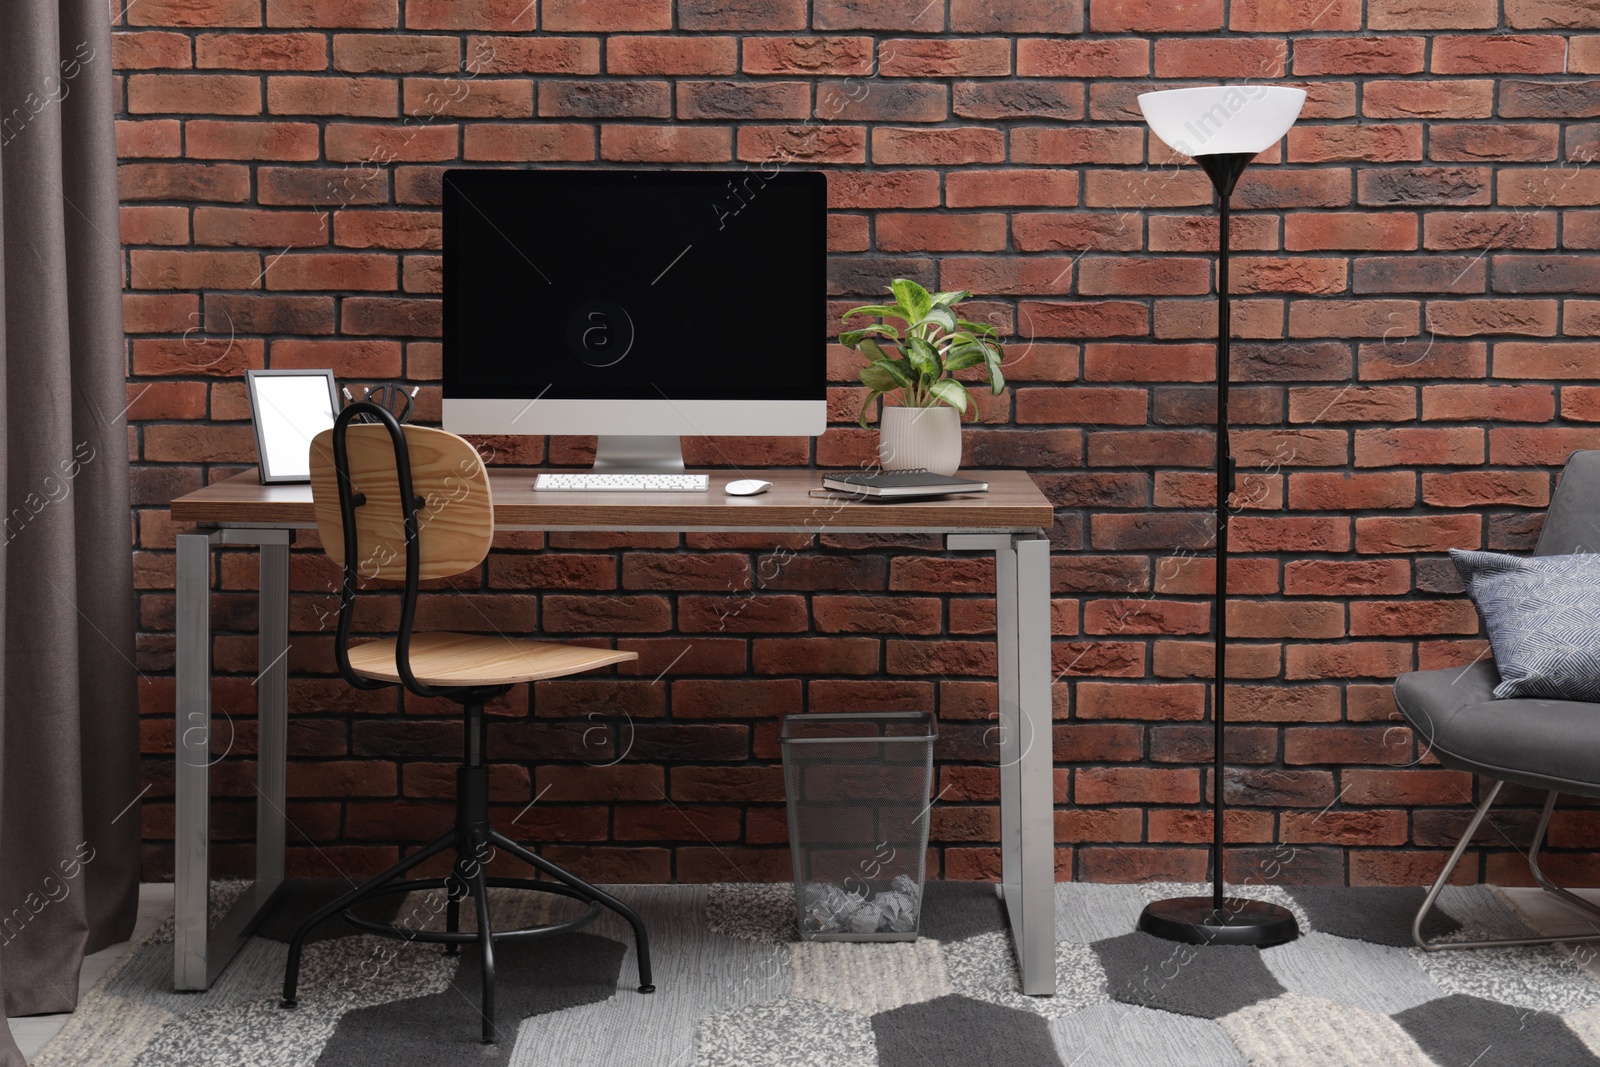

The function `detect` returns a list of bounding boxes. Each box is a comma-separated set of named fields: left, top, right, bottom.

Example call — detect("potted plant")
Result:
left=840, top=280, right=1007, bottom=475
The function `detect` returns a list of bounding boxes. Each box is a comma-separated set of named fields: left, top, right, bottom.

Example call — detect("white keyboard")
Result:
left=534, top=472, right=711, bottom=492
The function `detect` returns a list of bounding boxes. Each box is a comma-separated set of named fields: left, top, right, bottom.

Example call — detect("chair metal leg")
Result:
left=281, top=829, right=456, bottom=1007
left=1414, top=782, right=1600, bottom=950
left=471, top=866, right=497, bottom=1044
left=445, top=894, right=461, bottom=956
left=489, top=829, right=655, bottom=993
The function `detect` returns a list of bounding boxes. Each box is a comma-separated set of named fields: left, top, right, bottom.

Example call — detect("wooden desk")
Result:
left=170, top=469, right=1057, bottom=993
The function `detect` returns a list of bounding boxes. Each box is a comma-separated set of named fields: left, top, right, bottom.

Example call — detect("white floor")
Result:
left=7, top=883, right=173, bottom=1061
left=9, top=883, right=1600, bottom=1061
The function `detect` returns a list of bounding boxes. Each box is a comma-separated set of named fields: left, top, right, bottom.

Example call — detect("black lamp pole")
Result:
left=1136, top=152, right=1300, bottom=948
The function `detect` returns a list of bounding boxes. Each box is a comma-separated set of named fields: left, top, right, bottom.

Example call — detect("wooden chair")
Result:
left=279, top=402, right=654, bottom=1044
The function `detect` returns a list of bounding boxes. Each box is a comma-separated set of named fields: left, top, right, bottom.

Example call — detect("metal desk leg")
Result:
left=174, top=529, right=290, bottom=991
left=950, top=532, right=1056, bottom=995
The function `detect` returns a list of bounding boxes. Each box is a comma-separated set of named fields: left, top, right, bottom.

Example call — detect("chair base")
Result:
left=280, top=767, right=655, bottom=1044
left=1139, top=896, right=1300, bottom=947
left=1414, top=780, right=1600, bottom=951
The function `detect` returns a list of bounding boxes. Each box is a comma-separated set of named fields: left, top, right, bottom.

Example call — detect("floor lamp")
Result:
left=1134, top=86, right=1308, bottom=947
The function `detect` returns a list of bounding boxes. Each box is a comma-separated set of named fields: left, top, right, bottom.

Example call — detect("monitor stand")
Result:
left=591, top=435, right=686, bottom=473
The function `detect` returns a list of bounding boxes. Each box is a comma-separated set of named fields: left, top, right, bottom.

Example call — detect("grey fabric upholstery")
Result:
left=1395, top=662, right=1600, bottom=798
left=1394, top=451, right=1600, bottom=798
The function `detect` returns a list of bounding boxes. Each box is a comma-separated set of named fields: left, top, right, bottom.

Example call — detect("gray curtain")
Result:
left=0, top=0, right=140, bottom=1061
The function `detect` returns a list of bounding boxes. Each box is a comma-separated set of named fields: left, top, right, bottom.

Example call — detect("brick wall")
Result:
left=119, top=0, right=1600, bottom=887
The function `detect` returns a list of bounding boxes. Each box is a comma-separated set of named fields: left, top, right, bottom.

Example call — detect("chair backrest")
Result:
left=310, top=418, right=493, bottom=582
left=1535, top=450, right=1600, bottom=557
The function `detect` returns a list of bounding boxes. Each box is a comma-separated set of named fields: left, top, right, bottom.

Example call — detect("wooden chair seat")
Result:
left=346, top=631, right=637, bottom=687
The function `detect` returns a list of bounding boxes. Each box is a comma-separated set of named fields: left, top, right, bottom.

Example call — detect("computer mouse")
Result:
left=724, top=479, right=772, bottom=497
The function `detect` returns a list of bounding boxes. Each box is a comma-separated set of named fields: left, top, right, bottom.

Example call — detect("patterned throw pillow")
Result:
left=1451, top=548, right=1600, bottom=701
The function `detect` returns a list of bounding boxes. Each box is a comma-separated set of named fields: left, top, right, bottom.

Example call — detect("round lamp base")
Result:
left=1138, top=896, right=1300, bottom=947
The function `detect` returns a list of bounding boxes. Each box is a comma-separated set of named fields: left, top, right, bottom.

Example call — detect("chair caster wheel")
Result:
left=638, top=984, right=655, bottom=994
left=280, top=999, right=297, bottom=1010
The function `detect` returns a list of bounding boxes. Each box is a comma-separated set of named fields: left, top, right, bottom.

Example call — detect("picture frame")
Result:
left=245, top=368, right=340, bottom=485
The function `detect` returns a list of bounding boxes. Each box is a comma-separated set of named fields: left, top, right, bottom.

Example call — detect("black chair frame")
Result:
left=279, top=402, right=654, bottom=1045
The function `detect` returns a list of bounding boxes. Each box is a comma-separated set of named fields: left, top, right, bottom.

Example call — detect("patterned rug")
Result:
left=30, top=879, right=1600, bottom=1066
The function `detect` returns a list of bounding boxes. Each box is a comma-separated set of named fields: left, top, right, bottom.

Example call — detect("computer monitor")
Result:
left=441, top=168, right=828, bottom=471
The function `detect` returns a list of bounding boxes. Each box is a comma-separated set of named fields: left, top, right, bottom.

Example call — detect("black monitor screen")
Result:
left=443, top=169, right=827, bottom=402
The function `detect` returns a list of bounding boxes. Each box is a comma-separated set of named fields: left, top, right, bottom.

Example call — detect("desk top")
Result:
left=171, top=469, right=1055, bottom=533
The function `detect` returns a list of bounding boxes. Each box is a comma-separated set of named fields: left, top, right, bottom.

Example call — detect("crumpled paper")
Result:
left=800, top=875, right=922, bottom=936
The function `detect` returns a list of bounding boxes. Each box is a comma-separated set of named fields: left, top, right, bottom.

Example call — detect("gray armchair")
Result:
left=1394, top=449, right=1600, bottom=950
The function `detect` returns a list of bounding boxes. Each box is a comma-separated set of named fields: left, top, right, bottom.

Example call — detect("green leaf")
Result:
left=845, top=323, right=899, bottom=342
left=890, top=279, right=933, bottom=322
left=842, top=303, right=909, bottom=323
left=858, top=338, right=887, bottom=363
left=872, top=358, right=916, bottom=391
left=927, top=377, right=969, bottom=414
left=929, top=289, right=971, bottom=308
left=944, top=344, right=987, bottom=372
left=858, top=390, right=884, bottom=429
left=923, top=307, right=957, bottom=335
left=957, top=318, right=999, bottom=337
left=906, top=335, right=940, bottom=379
left=859, top=360, right=898, bottom=391
left=839, top=330, right=866, bottom=349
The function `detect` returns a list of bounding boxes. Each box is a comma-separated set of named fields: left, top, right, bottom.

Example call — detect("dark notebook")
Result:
left=821, top=471, right=989, bottom=499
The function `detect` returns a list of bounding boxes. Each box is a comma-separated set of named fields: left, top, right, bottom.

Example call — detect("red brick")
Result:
left=1288, top=124, right=1422, bottom=164
left=1083, top=168, right=1214, bottom=209
left=1230, top=0, right=1360, bottom=29
left=130, top=250, right=260, bottom=290
left=543, top=0, right=671, bottom=30
left=1494, top=342, right=1600, bottom=379
left=1076, top=767, right=1200, bottom=805
left=1355, top=515, right=1482, bottom=555
left=1154, top=38, right=1287, bottom=78
left=267, top=75, right=398, bottom=117
left=947, top=170, right=1079, bottom=208
left=1578, top=38, right=1600, bottom=72
left=1350, top=600, right=1477, bottom=637
left=1091, top=0, right=1221, bottom=31
left=951, top=0, right=1082, bottom=31
left=130, top=0, right=260, bottom=27
left=1499, top=168, right=1600, bottom=206
left=601, top=125, right=731, bottom=163
left=871, top=126, right=1004, bottom=166
left=115, top=30, right=192, bottom=69
left=463, top=124, right=593, bottom=162
left=192, top=207, right=326, bottom=247
left=744, top=36, right=873, bottom=75
left=876, top=212, right=1005, bottom=252
left=1426, top=299, right=1557, bottom=338
left=606, top=37, right=736, bottom=75
left=264, top=252, right=394, bottom=291
left=1287, top=471, right=1416, bottom=510
left=879, top=38, right=1010, bottom=78
left=128, top=74, right=261, bottom=115
left=1285, top=641, right=1413, bottom=680
left=404, top=0, right=535, bottom=29
left=1285, top=212, right=1417, bottom=252
left=1291, top=299, right=1419, bottom=338
left=121, top=206, right=190, bottom=246
left=1425, top=211, right=1556, bottom=249
left=1368, top=0, right=1497, bottom=30
left=271, top=339, right=402, bottom=377
left=1284, top=560, right=1410, bottom=597
left=469, top=36, right=600, bottom=74
left=1016, top=38, right=1147, bottom=78
left=324, top=123, right=459, bottom=162
left=265, top=0, right=396, bottom=28
left=117, top=119, right=183, bottom=158
left=1085, top=599, right=1210, bottom=636
left=1421, top=384, right=1554, bottom=423
left=1354, top=427, right=1484, bottom=467
left=185, top=119, right=319, bottom=160
left=1364, top=80, right=1494, bottom=120
left=1491, top=426, right=1600, bottom=464
left=940, top=256, right=1074, bottom=296
left=813, top=0, right=946, bottom=31
left=405, top=77, right=531, bottom=118
left=1433, top=34, right=1568, bottom=74
left=331, top=33, right=459, bottom=72
left=1293, top=37, right=1424, bottom=75
left=197, top=32, right=326, bottom=70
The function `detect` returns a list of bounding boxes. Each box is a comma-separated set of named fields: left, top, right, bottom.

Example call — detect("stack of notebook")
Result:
left=820, top=470, right=989, bottom=499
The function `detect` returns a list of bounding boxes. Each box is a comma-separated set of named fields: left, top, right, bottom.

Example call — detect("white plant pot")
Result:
left=877, top=405, right=963, bottom=475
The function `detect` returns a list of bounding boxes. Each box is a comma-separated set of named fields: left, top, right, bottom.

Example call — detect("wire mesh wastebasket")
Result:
left=780, top=711, right=938, bottom=942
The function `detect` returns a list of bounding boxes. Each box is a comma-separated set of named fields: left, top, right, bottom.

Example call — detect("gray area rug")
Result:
left=31, top=880, right=1600, bottom=1066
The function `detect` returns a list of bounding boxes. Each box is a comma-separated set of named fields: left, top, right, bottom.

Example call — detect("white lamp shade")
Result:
left=1137, top=86, right=1306, bottom=158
